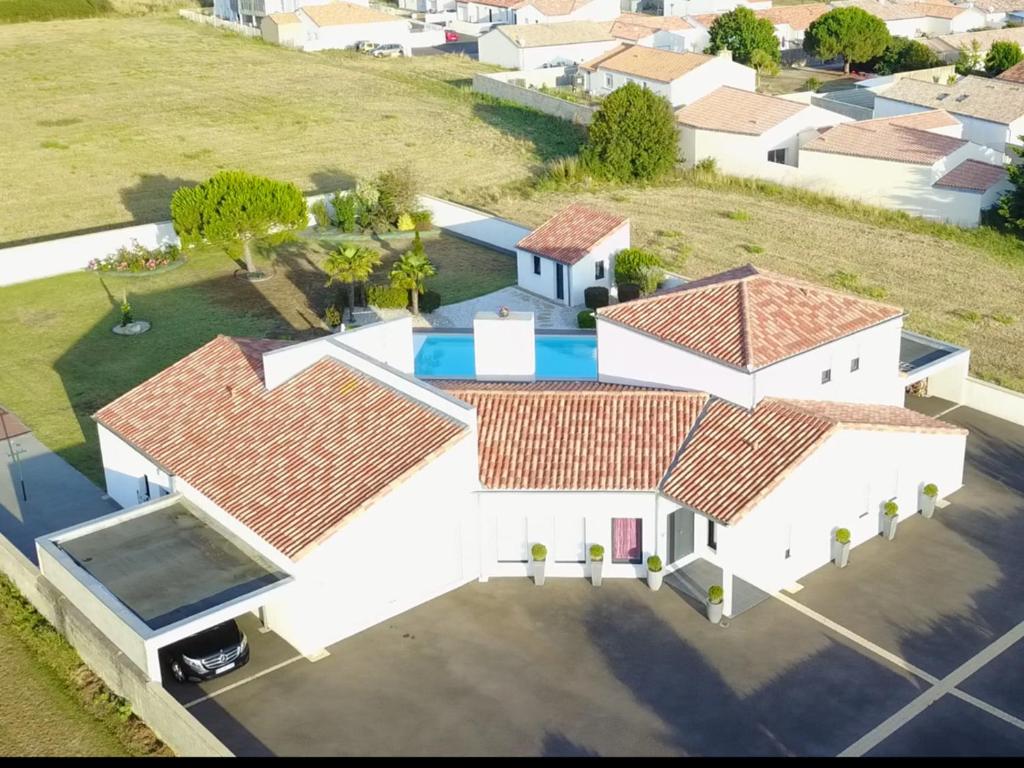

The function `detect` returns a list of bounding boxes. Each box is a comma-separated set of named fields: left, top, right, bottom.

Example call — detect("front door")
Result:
left=555, top=263, right=565, bottom=302
left=668, top=509, right=695, bottom=563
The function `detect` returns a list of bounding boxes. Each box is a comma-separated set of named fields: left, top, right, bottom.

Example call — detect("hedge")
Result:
left=584, top=286, right=610, bottom=309
left=367, top=283, right=408, bottom=309
left=577, top=310, right=596, bottom=329
left=420, top=290, right=442, bottom=314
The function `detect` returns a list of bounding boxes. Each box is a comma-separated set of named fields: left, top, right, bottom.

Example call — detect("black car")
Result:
left=162, top=620, right=249, bottom=683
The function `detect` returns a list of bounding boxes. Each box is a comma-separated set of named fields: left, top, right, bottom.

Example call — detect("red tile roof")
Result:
left=516, top=203, right=628, bottom=265
left=802, top=115, right=967, bottom=165
left=933, top=159, right=1008, bottom=193
left=95, top=336, right=468, bottom=560
left=676, top=86, right=808, bottom=136
left=661, top=398, right=966, bottom=524
left=997, top=60, right=1024, bottom=84
left=446, top=388, right=708, bottom=490
left=598, top=265, right=903, bottom=371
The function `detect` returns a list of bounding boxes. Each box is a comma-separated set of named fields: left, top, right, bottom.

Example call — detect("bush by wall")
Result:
left=584, top=286, right=609, bottom=309
left=366, top=283, right=409, bottom=309
left=577, top=309, right=596, bottom=328
left=615, top=248, right=663, bottom=294
left=88, top=241, right=182, bottom=274
left=419, top=290, right=442, bottom=314
left=617, top=283, right=642, bottom=302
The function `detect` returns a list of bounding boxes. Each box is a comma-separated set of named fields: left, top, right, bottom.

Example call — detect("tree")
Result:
left=997, top=139, right=1024, bottom=233
left=804, top=7, right=890, bottom=75
left=869, top=37, right=942, bottom=76
left=750, top=48, right=781, bottom=89
left=614, top=248, right=663, bottom=293
left=581, top=82, right=678, bottom=183
left=389, top=233, right=436, bottom=315
left=955, top=38, right=983, bottom=75
left=985, top=41, right=1023, bottom=76
left=323, top=245, right=382, bottom=322
left=170, top=170, right=307, bottom=277
left=705, top=7, right=780, bottom=67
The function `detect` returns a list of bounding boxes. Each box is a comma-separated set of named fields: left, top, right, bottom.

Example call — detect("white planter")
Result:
left=590, top=559, right=603, bottom=587
left=532, top=559, right=546, bottom=586
left=921, top=495, right=936, bottom=519
left=647, top=569, right=663, bottom=591
left=833, top=540, right=850, bottom=568
left=706, top=600, right=723, bottom=624
left=882, top=515, right=899, bottom=541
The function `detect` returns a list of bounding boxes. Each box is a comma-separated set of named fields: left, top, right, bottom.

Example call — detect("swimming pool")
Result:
left=414, top=334, right=597, bottom=380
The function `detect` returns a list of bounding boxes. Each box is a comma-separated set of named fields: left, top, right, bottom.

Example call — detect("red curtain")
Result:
left=612, top=518, right=641, bottom=562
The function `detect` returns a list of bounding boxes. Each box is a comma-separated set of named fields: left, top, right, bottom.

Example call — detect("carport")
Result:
left=36, top=494, right=294, bottom=683
left=899, top=330, right=970, bottom=402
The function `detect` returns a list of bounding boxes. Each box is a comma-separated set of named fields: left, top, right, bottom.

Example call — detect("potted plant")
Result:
left=706, top=585, right=724, bottom=624
left=589, top=544, right=604, bottom=587
left=881, top=500, right=899, bottom=541
left=531, top=543, right=547, bottom=586
left=833, top=528, right=851, bottom=568
left=646, top=555, right=664, bottom=592
left=921, top=484, right=939, bottom=519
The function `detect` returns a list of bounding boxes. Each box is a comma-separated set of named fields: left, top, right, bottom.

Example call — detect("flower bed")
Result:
left=88, top=241, right=184, bottom=275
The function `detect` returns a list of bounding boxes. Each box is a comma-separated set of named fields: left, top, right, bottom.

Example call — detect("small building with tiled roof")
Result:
left=455, top=0, right=619, bottom=30
left=260, top=1, right=413, bottom=53
left=829, top=1, right=987, bottom=38
left=609, top=12, right=707, bottom=53
left=515, top=203, right=629, bottom=306
left=477, top=20, right=620, bottom=69
left=580, top=43, right=755, bottom=107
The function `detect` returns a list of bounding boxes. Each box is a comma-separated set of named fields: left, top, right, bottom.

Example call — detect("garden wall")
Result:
left=179, top=9, right=262, bottom=38
left=473, top=69, right=596, bottom=126
left=0, top=535, right=232, bottom=757
left=420, top=195, right=531, bottom=253
left=962, top=376, right=1024, bottom=428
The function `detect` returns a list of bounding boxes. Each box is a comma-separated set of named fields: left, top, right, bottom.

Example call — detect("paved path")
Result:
left=428, top=287, right=582, bottom=329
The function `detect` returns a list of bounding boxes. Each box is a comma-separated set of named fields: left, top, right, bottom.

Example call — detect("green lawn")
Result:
left=0, top=14, right=581, bottom=244
left=0, top=234, right=514, bottom=484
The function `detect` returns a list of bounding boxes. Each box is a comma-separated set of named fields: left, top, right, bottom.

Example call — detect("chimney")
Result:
left=716, top=48, right=733, bottom=62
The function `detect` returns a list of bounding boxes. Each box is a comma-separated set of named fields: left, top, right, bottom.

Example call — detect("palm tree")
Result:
left=389, top=234, right=436, bottom=315
left=749, top=49, right=780, bottom=91
left=323, top=245, right=382, bottom=322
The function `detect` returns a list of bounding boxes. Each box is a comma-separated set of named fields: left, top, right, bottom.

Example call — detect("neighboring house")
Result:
left=997, top=58, right=1024, bottom=82
left=580, top=44, right=755, bottom=106
left=215, top=0, right=364, bottom=26
left=663, top=0, right=771, bottom=17
left=456, top=0, right=619, bottom=27
left=830, top=1, right=988, bottom=38
left=262, top=2, right=412, bottom=51
left=676, top=86, right=851, bottom=172
left=398, top=0, right=456, bottom=12
left=800, top=111, right=1008, bottom=227
left=609, top=12, right=707, bottom=52
left=873, top=75, right=1024, bottom=153
left=690, top=4, right=829, bottom=51
left=922, top=25, right=1024, bottom=63
left=47, top=258, right=969, bottom=681
left=478, top=20, right=620, bottom=68
left=946, top=0, right=1023, bottom=28
left=515, top=204, right=628, bottom=305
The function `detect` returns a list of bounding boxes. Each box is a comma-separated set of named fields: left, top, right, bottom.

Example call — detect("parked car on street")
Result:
left=371, top=43, right=404, bottom=58
left=161, top=620, right=250, bottom=683
left=444, top=29, right=458, bottom=43
left=355, top=40, right=376, bottom=53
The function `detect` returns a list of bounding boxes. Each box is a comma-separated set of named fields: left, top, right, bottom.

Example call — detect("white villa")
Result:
left=38, top=204, right=972, bottom=682
left=213, top=0, right=368, bottom=26
left=455, top=0, right=620, bottom=29
left=261, top=2, right=412, bottom=51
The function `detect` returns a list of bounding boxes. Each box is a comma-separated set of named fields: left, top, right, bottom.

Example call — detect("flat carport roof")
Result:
left=38, top=495, right=294, bottom=681
left=899, top=330, right=969, bottom=386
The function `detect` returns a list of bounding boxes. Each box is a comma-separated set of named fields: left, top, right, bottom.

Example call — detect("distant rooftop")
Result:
left=878, top=75, right=1024, bottom=126
left=495, top=20, right=614, bottom=47
left=676, top=86, right=808, bottom=136
left=581, top=44, right=716, bottom=83
left=802, top=113, right=967, bottom=165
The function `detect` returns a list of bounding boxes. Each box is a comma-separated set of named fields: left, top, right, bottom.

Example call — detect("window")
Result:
left=767, top=148, right=787, bottom=165
left=137, top=475, right=151, bottom=504
left=533, top=255, right=541, bottom=275
left=611, top=518, right=642, bottom=563
left=605, top=73, right=613, bottom=88
left=850, top=357, right=860, bottom=373
left=821, top=368, right=832, bottom=385
left=595, top=260, right=605, bottom=280
left=707, top=519, right=717, bottom=552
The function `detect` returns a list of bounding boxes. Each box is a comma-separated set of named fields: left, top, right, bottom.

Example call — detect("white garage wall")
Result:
left=98, top=425, right=175, bottom=510
left=478, top=490, right=658, bottom=579
left=669, top=56, right=755, bottom=107
left=566, top=223, right=628, bottom=306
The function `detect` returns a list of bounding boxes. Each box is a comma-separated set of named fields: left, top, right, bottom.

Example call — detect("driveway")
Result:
left=178, top=401, right=1024, bottom=756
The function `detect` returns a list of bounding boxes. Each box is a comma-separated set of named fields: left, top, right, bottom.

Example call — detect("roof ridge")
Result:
left=657, top=393, right=714, bottom=494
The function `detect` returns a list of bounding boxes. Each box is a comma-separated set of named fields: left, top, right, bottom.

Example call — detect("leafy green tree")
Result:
left=323, top=245, right=382, bottom=322
left=997, top=139, right=1024, bottom=233
left=869, top=37, right=942, bottom=76
left=170, top=170, right=307, bottom=276
left=581, top=82, right=678, bottom=183
left=955, top=39, right=983, bottom=75
left=804, top=7, right=890, bottom=75
left=705, top=7, right=780, bottom=66
left=389, top=233, right=436, bottom=315
left=985, top=41, right=1023, bottom=75
left=750, top=48, right=781, bottom=89
left=614, top=248, right=663, bottom=293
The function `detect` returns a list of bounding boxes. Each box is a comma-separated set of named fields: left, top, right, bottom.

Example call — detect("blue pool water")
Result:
left=414, top=334, right=597, bottom=380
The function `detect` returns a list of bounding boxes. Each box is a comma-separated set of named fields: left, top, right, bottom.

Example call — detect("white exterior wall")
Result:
left=753, top=317, right=905, bottom=406
left=516, top=249, right=563, bottom=301
left=335, top=318, right=416, bottom=374
left=883, top=17, right=952, bottom=39
left=587, top=67, right=673, bottom=102
left=261, top=436, right=480, bottom=655
left=663, top=0, right=770, bottom=15
left=515, top=0, right=620, bottom=24
left=519, top=38, right=621, bottom=69
left=718, top=428, right=967, bottom=592
left=474, top=312, right=536, bottom=379
left=458, top=1, right=515, bottom=24
left=297, top=18, right=412, bottom=52
left=669, top=55, right=755, bottom=107
left=567, top=222, right=628, bottom=306
left=478, top=491, right=658, bottom=579
left=98, top=425, right=174, bottom=510
left=597, top=318, right=755, bottom=405
left=478, top=28, right=522, bottom=67
left=874, top=96, right=1017, bottom=154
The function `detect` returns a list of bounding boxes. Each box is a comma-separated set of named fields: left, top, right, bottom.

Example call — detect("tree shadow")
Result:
left=471, top=100, right=585, bottom=164
left=307, top=168, right=358, bottom=196
left=119, top=173, right=198, bottom=225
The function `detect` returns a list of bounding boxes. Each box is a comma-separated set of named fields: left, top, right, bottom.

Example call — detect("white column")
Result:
left=722, top=566, right=735, bottom=618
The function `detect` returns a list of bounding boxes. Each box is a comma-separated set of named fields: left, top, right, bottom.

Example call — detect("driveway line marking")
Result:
left=184, top=654, right=305, bottom=709
left=949, top=690, right=1024, bottom=733
left=838, top=620, right=1024, bottom=756
left=934, top=404, right=962, bottom=419
left=771, top=592, right=938, bottom=683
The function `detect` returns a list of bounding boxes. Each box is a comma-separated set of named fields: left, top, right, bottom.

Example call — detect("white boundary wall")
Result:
left=961, top=376, right=1024, bottom=427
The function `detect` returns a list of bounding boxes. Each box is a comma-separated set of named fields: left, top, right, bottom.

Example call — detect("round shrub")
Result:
left=883, top=500, right=899, bottom=517
left=531, top=543, right=548, bottom=562
left=647, top=555, right=663, bottom=573
left=615, top=248, right=663, bottom=294
left=584, top=286, right=610, bottom=310
left=419, top=290, right=442, bottom=314
left=707, top=585, right=724, bottom=604
left=366, top=283, right=408, bottom=309
left=617, top=283, right=642, bottom=303
left=923, top=483, right=938, bottom=498
left=589, top=544, right=604, bottom=561
left=577, top=310, right=596, bottom=329
left=835, top=528, right=851, bottom=545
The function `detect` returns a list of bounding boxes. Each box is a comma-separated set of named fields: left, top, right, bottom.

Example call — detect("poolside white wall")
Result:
left=474, top=312, right=536, bottom=380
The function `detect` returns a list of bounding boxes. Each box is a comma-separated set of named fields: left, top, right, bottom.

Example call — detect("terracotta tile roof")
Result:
left=675, top=86, right=808, bottom=135
left=466, top=0, right=525, bottom=7
left=497, top=20, right=614, bottom=47
left=301, top=2, right=400, bottom=27
left=267, top=12, right=301, bottom=24
left=997, top=60, right=1024, bottom=84
left=885, top=109, right=960, bottom=131
left=529, top=0, right=599, bottom=14
left=94, top=336, right=468, bottom=560
left=516, top=203, right=628, bottom=265
left=610, top=12, right=692, bottom=41
left=841, top=0, right=967, bottom=20
left=691, top=13, right=719, bottom=29
left=924, top=25, right=1024, bottom=57
left=581, top=44, right=716, bottom=83
left=801, top=115, right=967, bottom=165
left=755, top=3, right=830, bottom=29
left=879, top=75, right=1024, bottom=125
left=933, top=159, right=1008, bottom=193
left=661, top=397, right=965, bottom=524
left=598, top=264, right=903, bottom=371
left=456, top=389, right=708, bottom=490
